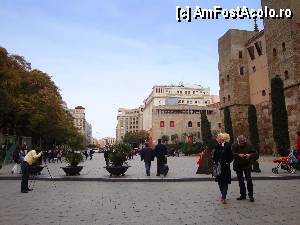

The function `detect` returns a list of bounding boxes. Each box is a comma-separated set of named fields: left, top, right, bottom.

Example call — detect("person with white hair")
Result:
left=232, top=135, right=258, bottom=202
left=213, top=133, right=233, bottom=204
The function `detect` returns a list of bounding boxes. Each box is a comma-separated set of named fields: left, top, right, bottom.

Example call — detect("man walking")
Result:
left=232, top=135, right=258, bottom=202
left=21, top=146, right=43, bottom=193
left=140, top=143, right=154, bottom=176
left=154, top=139, right=168, bottom=176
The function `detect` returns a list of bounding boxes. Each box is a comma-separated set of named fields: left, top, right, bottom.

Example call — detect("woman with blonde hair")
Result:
left=213, top=133, right=233, bottom=204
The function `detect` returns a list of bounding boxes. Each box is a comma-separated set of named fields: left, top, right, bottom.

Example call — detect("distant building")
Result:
left=116, top=84, right=221, bottom=145
left=85, top=121, right=92, bottom=145
left=143, top=84, right=219, bottom=133
left=69, top=106, right=93, bottom=145
left=149, top=104, right=221, bottom=146
left=116, top=107, right=143, bottom=142
left=103, top=137, right=116, bottom=146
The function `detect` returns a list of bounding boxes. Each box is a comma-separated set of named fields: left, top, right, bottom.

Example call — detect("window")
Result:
left=253, top=66, right=256, bottom=72
left=221, top=78, right=224, bottom=85
left=273, top=48, right=277, bottom=57
left=239, top=51, right=243, bottom=59
left=282, top=42, right=286, bottom=52
left=226, top=75, right=230, bottom=81
left=254, top=41, right=263, bottom=56
left=188, top=121, right=193, bottom=128
left=228, top=95, right=231, bottom=101
left=223, top=97, right=225, bottom=103
left=240, top=67, right=244, bottom=75
left=170, top=121, right=175, bottom=128
left=218, top=123, right=222, bottom=129
left=197, top=122, right=201, bottom=127
left=247, top=46, right=255, bottom=60
left=262, top=90, right=266, bottom=96
left=195, top=101, right=198, bottom=104
left=284, top=70, right=289, bottom=80
left=160, top=121, right=164, bottom=128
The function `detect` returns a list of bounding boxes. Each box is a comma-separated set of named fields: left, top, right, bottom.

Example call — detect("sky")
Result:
left=0, top=0, right=263, bottom=138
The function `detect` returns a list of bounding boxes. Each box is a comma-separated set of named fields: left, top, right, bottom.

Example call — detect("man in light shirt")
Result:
left=21, top=147, right=42, bottom=193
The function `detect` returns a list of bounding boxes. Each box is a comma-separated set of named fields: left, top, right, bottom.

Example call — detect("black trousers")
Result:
left=236, top=167, right=253, bottom=197
left=21, top=161, right=29, bottom=192
left=156, top=159, right=164, bottom=176
left=218, top=182, right=228, bottom=199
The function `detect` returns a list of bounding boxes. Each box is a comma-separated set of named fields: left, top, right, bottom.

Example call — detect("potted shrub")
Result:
left=61, top=149, right=84, bottom=176
left=105, top=143, right=132, bottom=176
left=61, top=134, right=84, bottom=176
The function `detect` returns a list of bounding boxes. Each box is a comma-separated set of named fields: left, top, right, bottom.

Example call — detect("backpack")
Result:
left=13, top=150, right=21, bottom=164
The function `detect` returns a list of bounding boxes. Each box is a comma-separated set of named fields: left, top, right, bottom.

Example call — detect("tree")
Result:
left=171, top=134, right=179, bottom=144
left=248, top=105, right=261, bottom=172
left=197, top=111, right=214, bottom=175
left=271, top=77, right=290, bottom=156
left=200, top=111, right=214, bottom=150
left=224, top=107, right=233, bottom=143
left=0, top=47, right=84, bottom=150
left=161, top=135, right=169, bottom=144
left=123, top=130, right=149, bottom=147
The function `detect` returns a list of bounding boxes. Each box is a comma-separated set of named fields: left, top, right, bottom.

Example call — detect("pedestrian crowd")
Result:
left=5, top=130, right=300, bottom=203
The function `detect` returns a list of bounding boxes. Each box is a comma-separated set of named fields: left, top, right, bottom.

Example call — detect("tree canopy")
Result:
left=0, top=47, right=84, bottom=149
left=122, top=130, right=149, bottom=147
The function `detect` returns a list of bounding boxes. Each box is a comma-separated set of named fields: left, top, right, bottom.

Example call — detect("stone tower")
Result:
left=218, top=29, right=257, bottom=140
left=262, top=0, right=300, bottom=146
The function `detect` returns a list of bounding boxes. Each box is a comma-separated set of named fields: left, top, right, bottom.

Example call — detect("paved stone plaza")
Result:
left=0, top=179, right=300, bottom=225
left=0, top=153, right=299, bottom=180
left=0, top=153, right=300, bottom=224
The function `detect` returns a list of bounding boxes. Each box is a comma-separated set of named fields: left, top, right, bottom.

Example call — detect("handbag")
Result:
left=212, top=162, right=221, bottom=177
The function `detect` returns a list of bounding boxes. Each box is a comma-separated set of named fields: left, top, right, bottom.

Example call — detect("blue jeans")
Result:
left=218, top=182, right=228, bottom=199
left=21, top=161, right=29, bottom=192
left=145, top=162, right=151, bottom=176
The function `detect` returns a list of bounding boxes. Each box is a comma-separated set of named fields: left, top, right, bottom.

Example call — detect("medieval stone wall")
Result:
left=262, top=0, right=300, bottom=147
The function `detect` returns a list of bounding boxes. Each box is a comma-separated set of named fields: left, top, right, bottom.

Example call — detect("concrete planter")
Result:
left=104, top=166, right=130, bottom=177
left=61, top=166, right=83, bottom=176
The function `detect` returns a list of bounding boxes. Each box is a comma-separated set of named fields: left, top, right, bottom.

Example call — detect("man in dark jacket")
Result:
left=140, top=143, right=154, bottom=176
left=154, top=139, right=168, bottom=176
left=232, top=135, right=258, bottom=202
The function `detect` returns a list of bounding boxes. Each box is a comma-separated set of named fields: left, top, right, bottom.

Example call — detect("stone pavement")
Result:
left=0, top=153, right=299, bottom=181
left=0, top=179, right=300, bottom=225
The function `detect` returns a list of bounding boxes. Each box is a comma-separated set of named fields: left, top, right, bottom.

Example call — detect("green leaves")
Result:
left=0, top=47, right=83, bottom=148
left=224, top=107, right=233, bottom=144
left=123, top=130, right=149, bottom=147
left=201, top=111, right=215, bottom=151
left=108, top=143, right=132, bottom=166
left=271, top=77, right=290, bottom=156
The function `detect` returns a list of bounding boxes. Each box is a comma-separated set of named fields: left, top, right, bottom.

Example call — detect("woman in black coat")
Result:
left=213, top=133, right=233, bottom=204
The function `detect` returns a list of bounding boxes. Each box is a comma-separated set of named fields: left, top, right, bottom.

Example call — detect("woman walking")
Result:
left=213, top=133, right=233, bottom=204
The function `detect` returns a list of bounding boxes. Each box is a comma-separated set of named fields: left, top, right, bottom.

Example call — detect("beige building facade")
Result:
left=116, top=107, right=143, bottom=142
left=69, top=106, right=93, bottom=145
left=219, top=0, right=300, bottom=153
left=143, top=84, right=219, bottom=133
left=150, top=105, right=221, bottom=146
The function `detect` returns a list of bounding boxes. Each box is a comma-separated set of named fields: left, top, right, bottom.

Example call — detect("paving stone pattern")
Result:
left=0, top=180, right=300, bottom=225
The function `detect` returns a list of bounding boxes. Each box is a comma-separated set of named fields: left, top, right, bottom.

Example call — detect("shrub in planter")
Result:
left=64, top=150, right=84, bottom=166
left=108, top=143, right=132, bottom=167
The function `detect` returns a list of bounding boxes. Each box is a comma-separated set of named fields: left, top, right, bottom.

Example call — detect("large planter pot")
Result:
left=104, top=165, right=130, bottom=177
left=30, top=165, right=44, bottom=175
left=61, top=166, right=83, bottom=176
